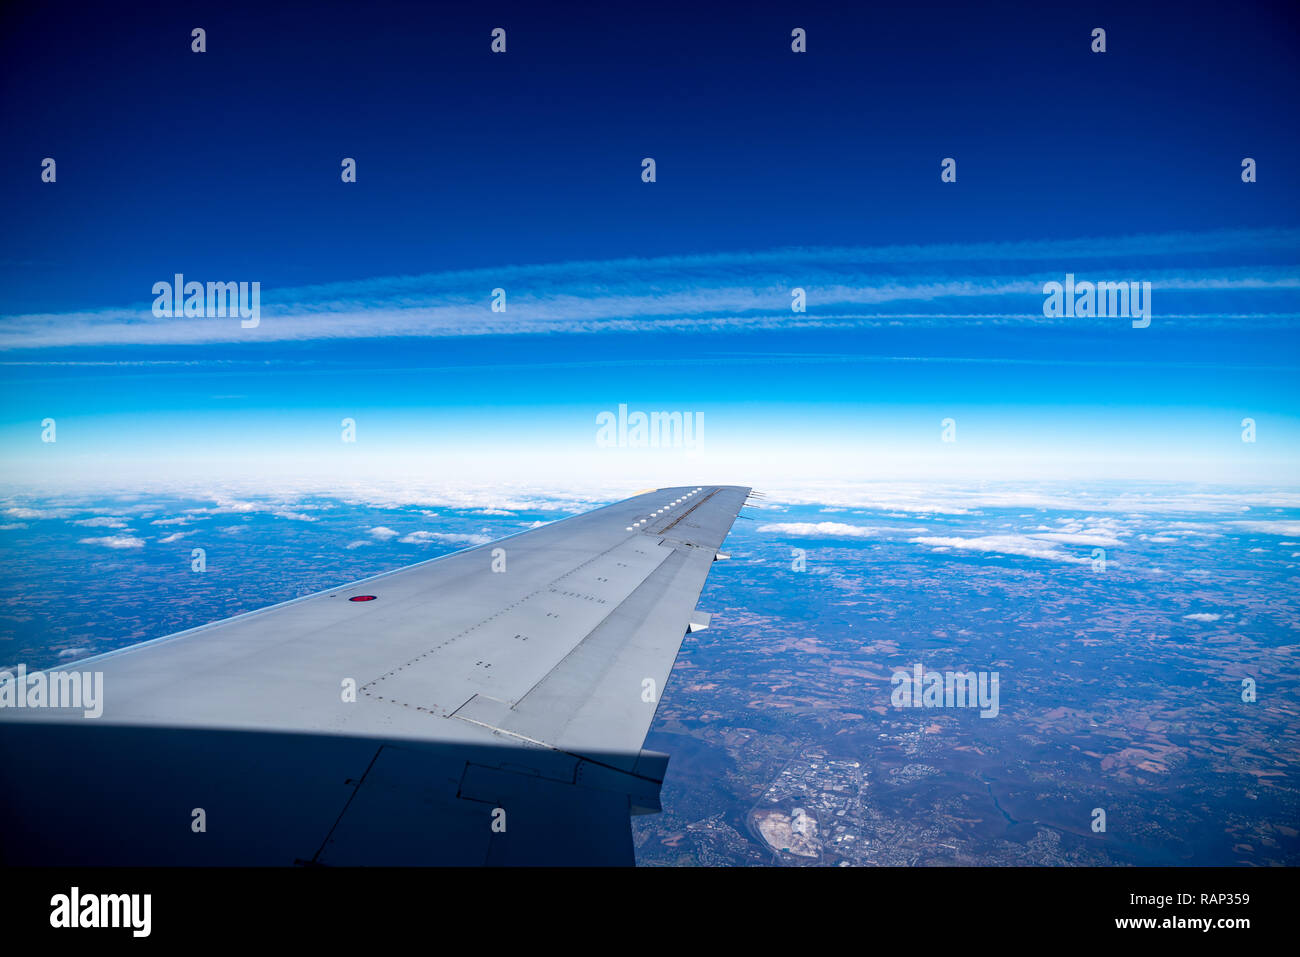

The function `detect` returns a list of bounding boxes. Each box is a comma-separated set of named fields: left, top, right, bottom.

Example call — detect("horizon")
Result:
left=3, top=1, right=1298, bottom=489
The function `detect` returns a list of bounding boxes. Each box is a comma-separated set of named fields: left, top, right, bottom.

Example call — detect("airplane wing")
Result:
left=0, top=485, right=750, bottom=865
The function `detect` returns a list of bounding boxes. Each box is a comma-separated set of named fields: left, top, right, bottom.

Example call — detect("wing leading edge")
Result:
left=0, top=485, right=750, bottom=865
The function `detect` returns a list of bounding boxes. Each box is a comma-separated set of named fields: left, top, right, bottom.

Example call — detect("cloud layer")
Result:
left=3, top=228, right=1297, bottom=348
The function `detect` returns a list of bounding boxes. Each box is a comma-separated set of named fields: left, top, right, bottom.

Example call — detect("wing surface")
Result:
left=0, top=485, right=750, bottom=865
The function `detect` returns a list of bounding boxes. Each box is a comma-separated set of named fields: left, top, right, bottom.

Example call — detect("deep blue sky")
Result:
left=2, top=0, right=1297, bottom=309
left=1, top=0, right=1297, bottom=488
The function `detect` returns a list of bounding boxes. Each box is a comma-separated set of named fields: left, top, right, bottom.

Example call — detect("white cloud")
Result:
left=78, top=535, right=145, bottom=549
left=768, top=483, right=1300, bottom=516
left=1231, top=520, right=1300, bottom=536
left=909, top=534, right=1091, bottom=564
left=399, top=531, right=493, bottom=546
left=1032, top=531, right=1122, bottom=547
left=71, top=516, right=129, bottom=529
left=4, top=229, right=1296, bottom=348
left=367, top=526, right=400, bottom=540
left=4, top=506, right=77, bottom=520
left=756, top=522, right=891, bottom=538
left=1183, top=613, right=1222, bottom=622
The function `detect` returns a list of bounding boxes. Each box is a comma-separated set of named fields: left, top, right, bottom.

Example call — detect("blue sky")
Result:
left=1, top=0, right=1297, bottom=491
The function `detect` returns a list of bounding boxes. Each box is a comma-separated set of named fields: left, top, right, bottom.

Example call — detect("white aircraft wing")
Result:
left=0, top=485, right=750, bottom=865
